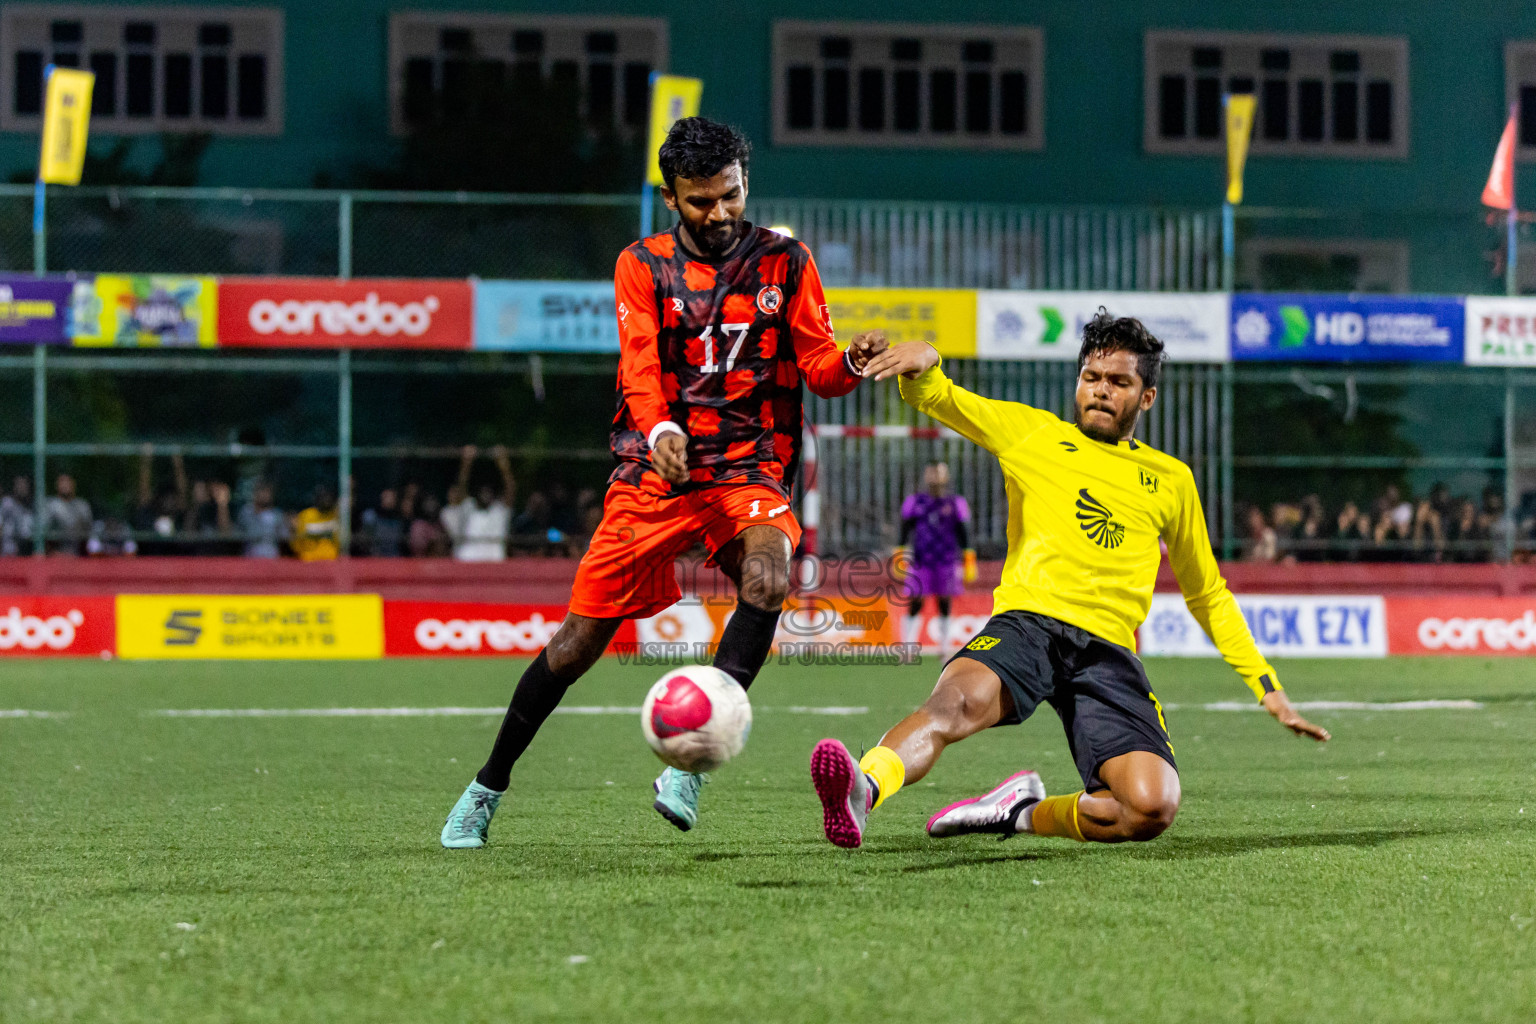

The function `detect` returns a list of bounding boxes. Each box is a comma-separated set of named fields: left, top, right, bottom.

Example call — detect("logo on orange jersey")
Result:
left=757, top=286, right=784, bottom=315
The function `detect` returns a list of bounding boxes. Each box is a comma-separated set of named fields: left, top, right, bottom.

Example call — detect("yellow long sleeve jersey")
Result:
left=900, top=363, right=1281, bottom=701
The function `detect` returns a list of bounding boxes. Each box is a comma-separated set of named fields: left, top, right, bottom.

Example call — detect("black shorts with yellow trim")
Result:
left=950, top=609, right=1176, bottom=791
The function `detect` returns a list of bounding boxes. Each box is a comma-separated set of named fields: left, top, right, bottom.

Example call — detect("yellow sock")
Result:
left=858, top=746, right=906, bottom=809
left=1029, top=792, right=1086, bottom=841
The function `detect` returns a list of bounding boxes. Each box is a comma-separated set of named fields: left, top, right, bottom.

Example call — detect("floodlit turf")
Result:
left=2, top=655, right=1534, bottom=1024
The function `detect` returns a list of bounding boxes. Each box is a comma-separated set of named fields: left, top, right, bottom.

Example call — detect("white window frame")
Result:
left=1144, top=29, right=1408, bottom=159
left=772, top=19, right=1044, bottom=151
left=1240, top=238, right=1410, bottom=294
left=387, top=11, right=668, bottom=137
left=1504, top=40, right=1536, bottom=162
left=0, top=3, right=284, bottom=136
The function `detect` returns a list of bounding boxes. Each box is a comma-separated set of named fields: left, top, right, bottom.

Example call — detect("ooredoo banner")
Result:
left=1139, top=593, right=1388, bottom=658
left=1386, top=597, right=1536, bottom=656
left=977, top=291, right=1230, bottom=362
left=0, top=596, right=115, bottom=656
left=384, top=601, right=637, bottom=656
left=218, top=278, right=473, bottom=349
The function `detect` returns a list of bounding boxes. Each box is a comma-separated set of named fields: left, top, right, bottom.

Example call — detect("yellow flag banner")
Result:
left=824, top=288, right=977, bottom=358
left=646, top=75, right=703, bottom=186
left=38, top=67, right=94, bottom=186
left=1224, top=93, right=1256, bottom=205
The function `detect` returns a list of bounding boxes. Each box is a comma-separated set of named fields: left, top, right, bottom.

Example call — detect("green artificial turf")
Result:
left=1, top=655, right=1533, bottom=1023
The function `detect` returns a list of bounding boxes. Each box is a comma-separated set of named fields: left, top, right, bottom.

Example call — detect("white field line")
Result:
left=1176, top=700, right=1484, bottom=712
left=149, top=705, right=870, bottom=718
left=0, top=709, right=67, bottom=718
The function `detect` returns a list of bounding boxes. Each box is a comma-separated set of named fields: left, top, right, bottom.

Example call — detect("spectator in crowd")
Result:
left=0, top=475, right=34, bottom=555
left=290, top=484, right=340, bottom=561
left=359, top=487, right=407, bottom=557
left=442, top=445, right=515, bottom=562
left=1410, top=482, right=1450, bottom=562
left=1445, top=497, right=1481, bottom=562
left=1479, top=487, right=1513, bottom=562
left=88, top=515, right=138, bottom=557
left=239, top=482, right=288, bottom=559
left=409, top=492, right=449, bottom=557
left=1243, top=505, right=1278, bottom=562
left=1286, top=494, right=1327, bottom=562
left=1371, top=484, right=1413, bottom=557
left=45, top=473, right=92, bottom=555
left=1333, top=501, right=1371, bottom=560
left=131, top=445, right=189, bottom=555
left=182, top=478, right=236, bottom=554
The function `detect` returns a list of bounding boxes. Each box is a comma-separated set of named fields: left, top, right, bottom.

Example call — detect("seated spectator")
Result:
left=1411, top=482, right=1450, bottom=562
left=183, top=479, right=236, bottom=555
left=131, top=445, right=189, bottom=556
left=1479, top=487, right=1513, bottom=563
left=87, top=516, right=138, bottom=557
left=45, top=473, right=92, bottom=556
left=1290, top=494, right=1327, bottom=562
left=1334, top=501, right=1372, bottom=560
left=1371, top=484, right=1413, bottom=561
left=409, top=492, right=449, bottom=557
left=1243, top=505, right=1278, bottom=562
left=238, top=482, right=288, bottom=559
left=359, top=487, right=406, bottom=557
left=442, top=445, right=515, bottom=562
left=0, top=474, right=34, bottom=555
left=1445, top=498, right=1482, bottom=562
left=290, top=485, right=340, bottom=562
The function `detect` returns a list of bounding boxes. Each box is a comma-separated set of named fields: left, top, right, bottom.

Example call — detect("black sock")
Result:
left=475, top=650, right=574, bottom=791
left=712, top=600, right=781, bottom=691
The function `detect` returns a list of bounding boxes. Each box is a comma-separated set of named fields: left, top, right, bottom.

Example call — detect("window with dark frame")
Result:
left=774, top=21, right=1042, bottom=149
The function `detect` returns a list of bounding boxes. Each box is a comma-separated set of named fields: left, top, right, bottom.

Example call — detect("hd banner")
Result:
left=72, top=275, right=218, bottom=347
left=472, top=280, right=618, bottom=352
left=0, top=277, right=74, bottom=344
left=115, top=594, right=384, bottom=659
left=219, top=278, right=473, bottom=349
left=1138, top=593, right=1388, bottom=658
left=1230, top=294, right=1464, bottom=362
left=1463, top=297, right=1536, bottom=366
left=977, top=292, right=1229, bottom=362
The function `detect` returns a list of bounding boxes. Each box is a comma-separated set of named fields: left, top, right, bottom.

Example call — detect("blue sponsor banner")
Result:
left=1229, top=293, right=1464, bottom=362
left=473, top=280, right=618, bottom=352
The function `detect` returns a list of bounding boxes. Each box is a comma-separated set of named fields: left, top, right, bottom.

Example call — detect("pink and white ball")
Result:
left=641, top=666, right=753, bottom=773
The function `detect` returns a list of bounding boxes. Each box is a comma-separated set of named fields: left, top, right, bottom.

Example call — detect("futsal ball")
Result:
left=641, top=666, right=752, bottom=773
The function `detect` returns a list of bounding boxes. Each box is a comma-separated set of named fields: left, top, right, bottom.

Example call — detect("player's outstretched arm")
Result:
left=1262, top=690, right=1331, bottom=741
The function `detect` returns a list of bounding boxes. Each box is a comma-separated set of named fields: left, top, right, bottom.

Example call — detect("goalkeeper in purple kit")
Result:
left=896, top=462, right=976, bottom=653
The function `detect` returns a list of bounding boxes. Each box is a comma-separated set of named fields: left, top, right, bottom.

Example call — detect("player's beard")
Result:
left=1074, top=399, right=1140, bottom=444
left=683, top=217, right=742, bottom=257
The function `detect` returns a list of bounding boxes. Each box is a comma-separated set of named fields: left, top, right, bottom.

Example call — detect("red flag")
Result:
left=1483, top=112, right=1517, bottom=210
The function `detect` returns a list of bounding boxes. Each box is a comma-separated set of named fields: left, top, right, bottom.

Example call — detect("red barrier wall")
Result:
left=1, top=557, right=1531, bottom=601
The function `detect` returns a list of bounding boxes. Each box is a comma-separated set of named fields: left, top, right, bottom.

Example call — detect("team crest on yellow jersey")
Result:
left=1075, top=489, right=1127, bottom=549
left=1139, top=469, right=1159, bottom=494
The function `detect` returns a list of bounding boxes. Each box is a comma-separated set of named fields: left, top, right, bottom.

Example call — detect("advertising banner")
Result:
left=115, top=594, right=383, bottom=659
left=72, top=275, right=218, bottom=347
left=1138, top=593, right=1387, bottom=658
left=1386, top=597, right=1536, bottom=656
left=0, top=596, right=115, bottom=657
left=0, top=277, right=74, bottom=344
left=977, top=292, right=1230, bottom=362
left=1230, top=294, right=1464, bottom=362
left=824, top=288, right=977, bottom=357
left=473, top=280, right=618, bottom=352
left=1463, top=297, right=1536, bottom=366
left=218, top=278, right=473, bottom=349
left=384, top=601, right=637, bottom=656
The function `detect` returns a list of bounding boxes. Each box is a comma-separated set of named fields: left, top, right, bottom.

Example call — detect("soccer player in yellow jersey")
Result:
left=810, top=311, right=1330, bottom=849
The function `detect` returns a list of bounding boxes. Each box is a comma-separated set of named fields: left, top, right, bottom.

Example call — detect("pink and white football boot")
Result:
left=810, top=739, right=872, bottom=849
left=926, top=770, right=1045, bottom=839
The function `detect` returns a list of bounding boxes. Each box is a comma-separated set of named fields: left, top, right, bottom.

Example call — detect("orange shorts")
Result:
left=569, top=481, right=802, bottom=619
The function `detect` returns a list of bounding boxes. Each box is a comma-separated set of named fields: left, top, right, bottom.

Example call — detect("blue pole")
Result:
left=639, top=183, right=654, bottom=240
left=1222, top=201, right=1235, bottom=292
left=32, top=180, right=45, bottom=276
left=1508, top=100, right=1519, bottom=297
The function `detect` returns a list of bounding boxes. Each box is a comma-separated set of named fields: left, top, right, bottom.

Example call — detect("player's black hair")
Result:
left=1077, top=308, right=1165, bottom=391
left=658, top=117, right=751, bottom=190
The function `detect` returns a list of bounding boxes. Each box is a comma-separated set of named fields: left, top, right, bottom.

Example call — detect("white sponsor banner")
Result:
left=977, top=291, right=1230, bottom=362
left=1464, top=296, right=1536, bottom=366
left=1139, top=593, right=1387, bottom=658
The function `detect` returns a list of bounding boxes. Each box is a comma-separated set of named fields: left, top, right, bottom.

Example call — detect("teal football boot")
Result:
left=441, top=780, right=503, bottom=848
left=652, top=767, right=707, bottom=831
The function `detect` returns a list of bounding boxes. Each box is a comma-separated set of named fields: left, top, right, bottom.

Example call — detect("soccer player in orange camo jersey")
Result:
left=441, top=118, right=888, bottom=847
